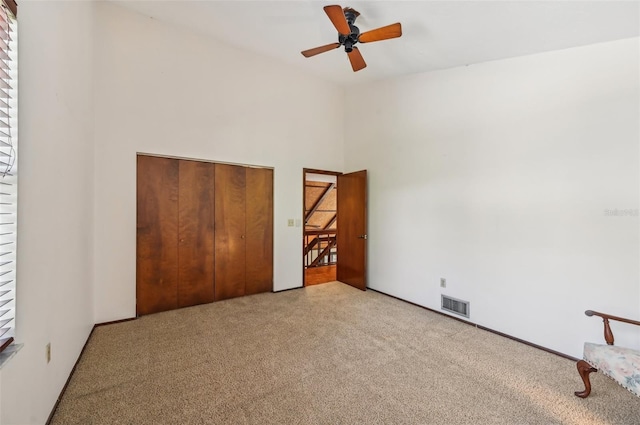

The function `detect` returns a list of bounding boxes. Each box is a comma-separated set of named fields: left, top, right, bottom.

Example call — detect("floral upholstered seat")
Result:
left=583, top=342, right=640, bottom=397
left=575, top=310, right=640, bottom=399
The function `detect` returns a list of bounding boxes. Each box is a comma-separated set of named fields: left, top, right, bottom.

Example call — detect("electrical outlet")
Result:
left=46, top=343, right=51, bottom=363
left=287, top=219, right=294, bottom=227
left=440, top=278, right=446, bottom=288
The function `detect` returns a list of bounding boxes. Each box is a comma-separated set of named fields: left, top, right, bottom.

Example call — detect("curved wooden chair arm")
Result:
left=585, top=310, right=640, bottom=346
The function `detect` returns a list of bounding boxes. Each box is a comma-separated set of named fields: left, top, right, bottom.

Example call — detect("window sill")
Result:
left=0, top=343, right=23, bottom=370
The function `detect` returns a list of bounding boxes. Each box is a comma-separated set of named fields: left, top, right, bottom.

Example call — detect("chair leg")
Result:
left=575, top=359, right=597, bottom=398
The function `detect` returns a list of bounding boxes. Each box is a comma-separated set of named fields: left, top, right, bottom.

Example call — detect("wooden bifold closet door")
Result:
left=214, top=164, right=246, bottom=301
left=137, top=155, right=273, bottom=315
left=136, top=156, right=180, bottom=315
left=137, top=156, right=215, bottom=315
left=177, top=160, right=215, bottom=307
left=244, top=167, right=274, bottom=296
left=215, top=164, right=274, bottom=301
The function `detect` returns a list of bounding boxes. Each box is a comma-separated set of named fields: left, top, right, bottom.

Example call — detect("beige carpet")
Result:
left=51, top=282, right=639, bottom=425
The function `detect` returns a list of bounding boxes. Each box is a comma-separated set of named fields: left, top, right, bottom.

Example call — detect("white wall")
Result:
left=345, top=38, right=640, bottom=358
left=92, top=3, right=345, bottom=322
left=0, top=1, right=95, bottom=424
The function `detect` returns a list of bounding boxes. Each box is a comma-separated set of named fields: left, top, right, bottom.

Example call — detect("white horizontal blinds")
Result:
left=0, top=0, right=16, bottom=354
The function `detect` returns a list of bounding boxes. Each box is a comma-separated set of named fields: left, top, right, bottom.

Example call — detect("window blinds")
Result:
left=0, top=0, right=16, bottom=355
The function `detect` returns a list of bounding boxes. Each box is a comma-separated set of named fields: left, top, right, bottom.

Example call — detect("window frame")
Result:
left=0, top=0, right=17, bottom=356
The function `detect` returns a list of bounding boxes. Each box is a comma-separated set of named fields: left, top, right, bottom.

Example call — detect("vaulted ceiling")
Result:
left=112, top=1, right=639, bottom=86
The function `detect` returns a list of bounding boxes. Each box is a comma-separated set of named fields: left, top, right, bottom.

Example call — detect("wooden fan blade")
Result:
left=347, top=47, right=366, bottom=72
left=324, top=5, right=351, bottom=35
left=301, top=43, right=341, bottom=58
left=359, top=23, right=402, bottom=43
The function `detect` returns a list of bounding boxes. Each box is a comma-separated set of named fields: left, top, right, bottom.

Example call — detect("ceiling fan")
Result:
left=301, top=5, right=402, bottom=72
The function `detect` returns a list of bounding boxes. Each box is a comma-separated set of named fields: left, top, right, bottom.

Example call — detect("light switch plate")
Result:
left=287, top=219, right=294, bottom=227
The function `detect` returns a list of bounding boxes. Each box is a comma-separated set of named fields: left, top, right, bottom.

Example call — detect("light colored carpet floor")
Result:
left=51, top=282, right=639, bottom=424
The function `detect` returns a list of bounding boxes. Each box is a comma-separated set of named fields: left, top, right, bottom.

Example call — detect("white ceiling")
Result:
left=112, top=1, right=640, bottom=86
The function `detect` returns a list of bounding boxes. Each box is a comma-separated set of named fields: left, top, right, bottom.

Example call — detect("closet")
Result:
left=136, top=155, right=273, bottom=316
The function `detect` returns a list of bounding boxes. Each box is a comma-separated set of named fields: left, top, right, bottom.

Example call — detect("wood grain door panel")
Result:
left=215, top=164, right=247, bottom=300
left=337, top=170, right=367, bottom=291
left=245, top=167, right=274, bottom=295
left=136, top=155, right=179, bottom=315
left=178, top=160, right=215, bottom=308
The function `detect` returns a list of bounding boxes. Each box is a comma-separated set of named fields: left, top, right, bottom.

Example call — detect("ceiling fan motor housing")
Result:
left=340, top=9, right=360, bottom=52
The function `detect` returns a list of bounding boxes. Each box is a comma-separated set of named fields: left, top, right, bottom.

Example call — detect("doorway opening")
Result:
left=303, top=169, right=340, bottom=286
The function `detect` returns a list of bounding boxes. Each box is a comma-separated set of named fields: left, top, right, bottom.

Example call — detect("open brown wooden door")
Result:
left=337, top=170, right=367, bottom=290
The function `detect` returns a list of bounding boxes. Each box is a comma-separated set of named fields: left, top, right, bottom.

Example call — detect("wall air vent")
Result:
left=441, top=295, right=470, bottom=318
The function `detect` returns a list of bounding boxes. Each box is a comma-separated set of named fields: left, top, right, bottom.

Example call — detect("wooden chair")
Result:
left=575, top=310, right=640, bottom=398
